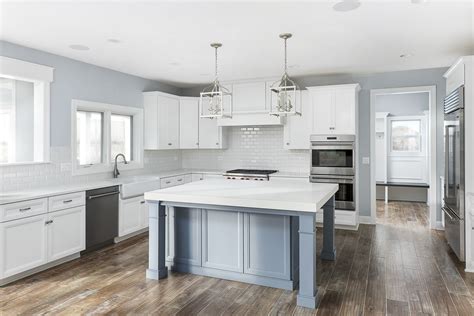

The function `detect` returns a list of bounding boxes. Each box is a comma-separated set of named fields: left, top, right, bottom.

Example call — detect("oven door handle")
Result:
left=310, top=145, right=354, bottom=150
left=310, top=176, right=354, bottom=184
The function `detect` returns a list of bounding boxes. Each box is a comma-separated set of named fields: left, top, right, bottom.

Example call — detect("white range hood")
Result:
left=217, top=113, right=282, bottom=126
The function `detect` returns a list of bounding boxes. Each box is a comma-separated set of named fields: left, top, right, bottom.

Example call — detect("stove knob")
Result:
left=260, top=179, right=264, bottom=181
left=240, top=178, right=245, bottom=180
left=246, top=178, right=250, bottom=180
left=227, top=177, right=231, bottom=179
left=232, top=177, right=236, bottom=179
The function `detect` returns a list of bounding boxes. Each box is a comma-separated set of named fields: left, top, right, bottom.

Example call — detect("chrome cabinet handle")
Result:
left=140, top=201, right=146, bottom=204
left=19, top=207, right=31, bottom=212
left=45, top=220, right=53, bottom=225
left=177, top=178, right=183, bottom=182
left=165, top=181, right=171, bottom=184
left=63, top=199, right=73, bottom=203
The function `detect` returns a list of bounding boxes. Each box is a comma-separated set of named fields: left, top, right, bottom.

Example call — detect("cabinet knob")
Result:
left=286, top=142, right=290, bottom=145
left=168, top=143, right=172, bottom=146
left=140, top=201, right=146, bottom=204
left=216, top=142, right=219, bottom=145
left=329, top=127, right=335, bottom=130
left=196, top=142, right=199, bottom=146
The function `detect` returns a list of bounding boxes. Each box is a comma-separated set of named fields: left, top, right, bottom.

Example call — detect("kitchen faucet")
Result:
left=113, top=153, right=128, bottom=178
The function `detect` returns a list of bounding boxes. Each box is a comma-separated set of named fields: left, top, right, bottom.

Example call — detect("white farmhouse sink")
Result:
left=120, top=176, right=161, bottom=199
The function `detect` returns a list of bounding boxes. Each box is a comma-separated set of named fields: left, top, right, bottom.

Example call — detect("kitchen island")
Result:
left=144, top=179, right=338, bottom=309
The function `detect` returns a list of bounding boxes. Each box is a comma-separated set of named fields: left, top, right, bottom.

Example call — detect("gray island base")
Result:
left=146, top=195, right=336, bottom=310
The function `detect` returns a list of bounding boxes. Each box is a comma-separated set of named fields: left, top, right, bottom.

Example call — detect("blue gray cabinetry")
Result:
left=164, top=206, right=294, bottom=289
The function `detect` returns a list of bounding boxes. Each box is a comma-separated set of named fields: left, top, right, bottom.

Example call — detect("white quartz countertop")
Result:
left=144, top=179, right=338, bottom=213
left=0, top=168, right=309, bottom=205
left=0, top=169, right=223, bottom=205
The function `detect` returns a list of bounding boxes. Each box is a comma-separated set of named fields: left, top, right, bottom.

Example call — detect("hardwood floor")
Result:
left=1, top=201, right=473, bottom=315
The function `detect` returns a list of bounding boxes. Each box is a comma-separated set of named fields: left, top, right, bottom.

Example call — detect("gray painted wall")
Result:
left=182, top=68, right=447, bottom=220
left=0, top=40, right=181, bottom=147
left=376, top=92, right=429, bottom=116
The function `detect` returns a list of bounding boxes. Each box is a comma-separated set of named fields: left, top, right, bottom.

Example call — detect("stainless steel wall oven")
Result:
left=310, top=135, right=356, bottom=211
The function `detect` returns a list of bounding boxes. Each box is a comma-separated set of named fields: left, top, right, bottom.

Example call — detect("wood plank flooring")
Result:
left=1, top=201, right=473, bottom=315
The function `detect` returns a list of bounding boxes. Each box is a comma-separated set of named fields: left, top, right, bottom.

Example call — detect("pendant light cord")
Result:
left=284, top=37, right=288, bottom=76
left=214, top=46, right=218, bottom=82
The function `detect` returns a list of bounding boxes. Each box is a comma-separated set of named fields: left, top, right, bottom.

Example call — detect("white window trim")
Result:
left=71, top=99, right=144, bottom=176
left=388, top=115, right=427, bottom=157
left=0, top=56, right=53, bottom=166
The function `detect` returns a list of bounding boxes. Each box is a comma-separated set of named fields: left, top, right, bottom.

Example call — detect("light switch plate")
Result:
left=362, top=157, right=370, bottom=165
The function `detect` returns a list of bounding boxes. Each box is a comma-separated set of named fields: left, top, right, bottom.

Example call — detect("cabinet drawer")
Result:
left=0, top=198, right=48, bottom=223
left=161, top=177, right=175, bottom=188
left=160, top=175, right=186, bottom=188
left=48, top=192, right=85, bottom=212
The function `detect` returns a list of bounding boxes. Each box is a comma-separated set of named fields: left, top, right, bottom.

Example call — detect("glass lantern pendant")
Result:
left=269, top=33, right=301, bottom=117
left=200, top=43, right=232, bottom=119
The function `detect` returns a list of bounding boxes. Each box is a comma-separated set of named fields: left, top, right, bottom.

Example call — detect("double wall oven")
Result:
left=310, top=135, right=356, bottom=211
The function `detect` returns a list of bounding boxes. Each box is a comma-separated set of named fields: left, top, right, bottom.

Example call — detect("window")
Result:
left=111, top=114, right=132, bottom=161
left=72, top=100, right=143, bottom=175
left=391, top=120, right=421, bottom=152
left=0, top=56, right=53, bottom=165
left=76, top=111, right=103, bottom=165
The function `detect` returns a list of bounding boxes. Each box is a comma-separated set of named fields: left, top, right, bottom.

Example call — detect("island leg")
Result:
left=321, top=195, right=336, bottom=261
left=146, top=202, right=168, bottom=280
left=297, top=213, right=319, bottom=309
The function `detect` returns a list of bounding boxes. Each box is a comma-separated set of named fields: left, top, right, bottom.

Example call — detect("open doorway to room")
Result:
left=370, top=86, right=437, bottom=228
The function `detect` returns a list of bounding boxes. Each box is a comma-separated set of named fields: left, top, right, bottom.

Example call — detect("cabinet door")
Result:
left=244, top=213, right=291, bottom=280
left=119, top=197, right=142, bottom=237
left=139, top=198, right=148, bottom=229
left=311, top=89, right=335, bottom=134
left=174, top=207, right=201, bottom=266
left=179, top=98, right=199, bottom=149
left=334, top=88, right=355, bottom=134
left=283, top=90, right=311, bottom=149
left=0, top=214, right=48, bottom=278
left=232, top=82, right=267, bottom=113
left=48, top=206, right=85, bottom=262
left=158, top=95, right=180, bottom=149
left=199, top=116, right=223, bottom=149
left=202, top=210, right=243, bottom=272
left=144, top=94, right=159, bottom=149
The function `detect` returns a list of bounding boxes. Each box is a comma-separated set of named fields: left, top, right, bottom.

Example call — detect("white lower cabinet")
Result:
left=0, top=214, right=48, bottom=278
left=0, top=205, right=85, bottom=280
left=119, top=195, right=149, bottom=237
left=48, top=206, right=85, bottom=262
left=119, top=197, right=143, bottom=237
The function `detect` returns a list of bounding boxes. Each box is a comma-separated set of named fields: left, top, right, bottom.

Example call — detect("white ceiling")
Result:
left=1, top=1, right=473, bottom=87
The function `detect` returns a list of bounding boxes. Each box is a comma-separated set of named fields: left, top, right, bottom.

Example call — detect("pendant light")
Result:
left=200, top=43, right=232, bottom=119
left=269, top=33, right=301, bottom=117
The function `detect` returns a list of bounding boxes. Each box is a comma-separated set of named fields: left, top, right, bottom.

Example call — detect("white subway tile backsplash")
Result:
left=182, top=126, right=309, bottom=173
left=1, top=126, right=308, bottom=192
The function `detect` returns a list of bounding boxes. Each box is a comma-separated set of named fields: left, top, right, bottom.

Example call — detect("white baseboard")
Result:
left=359, top=215, right=376, bottom=225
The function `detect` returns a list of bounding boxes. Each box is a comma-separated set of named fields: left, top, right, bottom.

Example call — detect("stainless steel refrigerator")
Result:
left=443, top=85, right=465, bottom=262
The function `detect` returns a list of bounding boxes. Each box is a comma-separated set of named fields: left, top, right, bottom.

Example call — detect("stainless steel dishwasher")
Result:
left=83, top=186, right=120, bottom=253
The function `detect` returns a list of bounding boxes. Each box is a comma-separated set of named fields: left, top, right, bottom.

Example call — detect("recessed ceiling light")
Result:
left=69, top=44, right=89, bottom=51
left=333, top=0, right=361, bottom=12
left=107, top=38, right=121, bottom=44
left=169, top=62, right=181, bottom=66
left=411, top=0, right=427, bottom=4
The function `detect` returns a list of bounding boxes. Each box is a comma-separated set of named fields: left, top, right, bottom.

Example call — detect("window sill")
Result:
left=72, top=161, right=143, bottom=176
left=0, top=161, right=52, bottom=167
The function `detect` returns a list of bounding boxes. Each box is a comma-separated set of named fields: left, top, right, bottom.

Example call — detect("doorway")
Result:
left=370, top=86, right=437, bottom=228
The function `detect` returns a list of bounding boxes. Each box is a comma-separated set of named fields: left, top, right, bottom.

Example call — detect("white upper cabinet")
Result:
left=232, top=81, right=267, bottom=113
left=283, top=90, right=311, bottom=149
left=144, top=92, right=180, bottom=150
left=308, top=84, right=360, bottom=135
left=179, top=97, right=199, bottom=149
left=199, top=116, right=226, bottom=149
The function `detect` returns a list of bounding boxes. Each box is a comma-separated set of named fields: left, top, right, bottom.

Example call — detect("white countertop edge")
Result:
left=144, top=186, right=338, bottom=213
